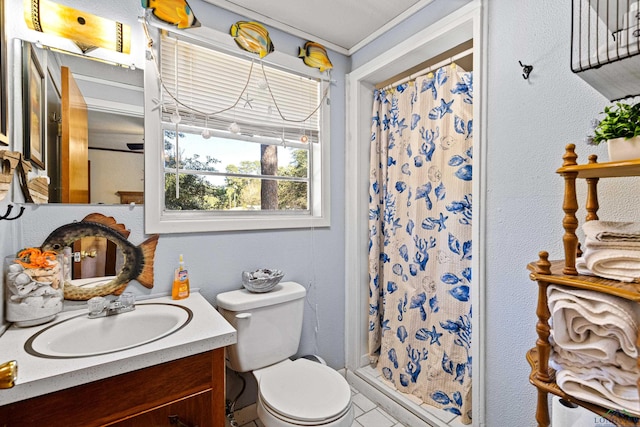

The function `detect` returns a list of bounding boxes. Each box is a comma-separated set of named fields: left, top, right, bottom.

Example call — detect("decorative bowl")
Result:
left=241, top=269, right=284, bottom=293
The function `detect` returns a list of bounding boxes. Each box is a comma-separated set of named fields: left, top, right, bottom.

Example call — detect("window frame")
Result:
left=144, top=26, right=331, bottom=234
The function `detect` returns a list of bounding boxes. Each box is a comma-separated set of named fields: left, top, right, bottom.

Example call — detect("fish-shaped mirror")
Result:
left=40, top=213, right=159, bottom=300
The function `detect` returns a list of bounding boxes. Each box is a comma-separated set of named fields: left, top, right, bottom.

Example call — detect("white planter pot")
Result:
left=607, top=135, right=640, bottom=162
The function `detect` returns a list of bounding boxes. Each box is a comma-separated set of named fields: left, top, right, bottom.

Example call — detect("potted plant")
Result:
left=588, top=101, right=640, bottom=162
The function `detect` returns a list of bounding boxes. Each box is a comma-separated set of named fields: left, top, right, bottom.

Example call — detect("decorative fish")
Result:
left=141, top=0, right=200, bottom=29
left=41, top=213, right=160, bottom=301
left=298, top=41, right=333, bottom=72
left=230, top=21, right=274, bottom=58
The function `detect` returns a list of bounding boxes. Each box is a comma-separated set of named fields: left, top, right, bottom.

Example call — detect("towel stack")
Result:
left=576, top=221, right=640, bottom=282
left=548, top=285, right=640, bottom=415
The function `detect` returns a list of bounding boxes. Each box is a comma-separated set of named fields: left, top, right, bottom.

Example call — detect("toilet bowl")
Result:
left=253, top=359, right=354, bottom=427
left=215, top=282, right=354, bottom=427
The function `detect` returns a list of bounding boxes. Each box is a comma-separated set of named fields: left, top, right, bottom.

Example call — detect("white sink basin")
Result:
left=25, top=303, right=193, bottom=358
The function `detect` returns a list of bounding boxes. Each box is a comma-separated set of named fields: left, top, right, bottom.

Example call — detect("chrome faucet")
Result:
left=87, top=293, right=135, bottom=318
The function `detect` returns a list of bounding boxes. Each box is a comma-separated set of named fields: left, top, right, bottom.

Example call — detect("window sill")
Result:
left=144, top=211, right=330, bottom=234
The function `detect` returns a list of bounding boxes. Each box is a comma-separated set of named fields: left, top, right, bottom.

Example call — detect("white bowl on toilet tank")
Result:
left=216, top=282, right=306, bottom=372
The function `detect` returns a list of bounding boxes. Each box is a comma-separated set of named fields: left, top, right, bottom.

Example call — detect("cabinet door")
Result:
left=0, top=350, right=224, bottom=426
left=106, top=390, right=212, bottom=427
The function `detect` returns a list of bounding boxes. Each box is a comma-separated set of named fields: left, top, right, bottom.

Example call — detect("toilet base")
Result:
left=257, top=394, right=354, bottom=427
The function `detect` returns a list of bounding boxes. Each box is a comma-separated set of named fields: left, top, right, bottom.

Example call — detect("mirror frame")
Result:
left=0, top=0, right=8, bottom=146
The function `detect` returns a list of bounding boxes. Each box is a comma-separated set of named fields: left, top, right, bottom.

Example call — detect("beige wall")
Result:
left=88, top=150, right=143, bottom=205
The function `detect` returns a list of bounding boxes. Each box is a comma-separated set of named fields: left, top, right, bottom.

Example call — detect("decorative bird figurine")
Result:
left=298, top=41, right=333, bottom=72
left=141, top=0, right=200, bottom=29
left=230, top=21, right=274, bottom=58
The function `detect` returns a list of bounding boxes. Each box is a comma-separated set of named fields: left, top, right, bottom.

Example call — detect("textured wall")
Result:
left=484, top=1, right=638, bottom=426
left=88, top=150, right=144, bottom=205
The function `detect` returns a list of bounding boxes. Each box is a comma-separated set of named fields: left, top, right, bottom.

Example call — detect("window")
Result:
left=145, top=32, right=330, bottom=233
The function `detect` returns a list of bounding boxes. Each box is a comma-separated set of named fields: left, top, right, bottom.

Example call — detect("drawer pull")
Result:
left=0, top=360, right=18, bottom=389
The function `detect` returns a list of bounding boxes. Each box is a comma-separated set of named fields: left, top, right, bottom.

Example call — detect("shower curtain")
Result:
left=368, top=64, right=473, bottom=424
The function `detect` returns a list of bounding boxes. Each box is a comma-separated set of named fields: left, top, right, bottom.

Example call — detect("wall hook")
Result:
left=0, top=205, right=26, bottom=221
left=519, top=60, right=533, bottom=80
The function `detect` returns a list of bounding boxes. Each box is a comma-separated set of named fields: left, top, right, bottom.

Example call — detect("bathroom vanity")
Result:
left=0, top=350, right=223, bottom=426
left=0, top=292, right=236, bottom=426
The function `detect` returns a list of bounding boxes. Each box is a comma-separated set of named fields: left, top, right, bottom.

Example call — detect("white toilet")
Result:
left=216, top=281, right=354, bottom=427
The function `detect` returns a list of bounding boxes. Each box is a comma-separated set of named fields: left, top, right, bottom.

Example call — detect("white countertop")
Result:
left=0, top=292, right=236, bottom=405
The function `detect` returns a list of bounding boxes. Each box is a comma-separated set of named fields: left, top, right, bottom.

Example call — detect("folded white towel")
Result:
left=575, top=256, right=595, bottom=276
left=583, top=221, right=640, bottom=242
left=552, top=344, right=639, bottom=373
left=568, top=364, right=638, bottom=387
left=556, top=368, right=640, bottom=416
left=552, top=306, right=629, bottom=361
left=584, top=236, right=640, bottom=251
left=547, top=285, right=639, bottom=360
left=584, top=249, right=640, bottom=282
left=579, top=236, right=640, bottom=280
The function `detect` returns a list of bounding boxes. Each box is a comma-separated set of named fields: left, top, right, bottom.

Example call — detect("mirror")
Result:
left=19, top=40, right=144, bottom=204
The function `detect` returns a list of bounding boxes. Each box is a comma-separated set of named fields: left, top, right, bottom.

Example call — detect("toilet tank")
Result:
left=216, top=281, right=306, bottom=372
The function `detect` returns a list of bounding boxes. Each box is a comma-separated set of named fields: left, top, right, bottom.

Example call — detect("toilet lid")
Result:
left=259, top=358, right=352, bottom=423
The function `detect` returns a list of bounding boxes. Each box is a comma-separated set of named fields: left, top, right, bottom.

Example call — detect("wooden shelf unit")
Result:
left=527, top=144, right=640, bottom=427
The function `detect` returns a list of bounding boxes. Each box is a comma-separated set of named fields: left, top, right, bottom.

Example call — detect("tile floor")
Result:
left=353, top=366, right=467, bottom=427
left=231, top=366, right=467, bottom=427
left=237, top=384, right=408, bottom=427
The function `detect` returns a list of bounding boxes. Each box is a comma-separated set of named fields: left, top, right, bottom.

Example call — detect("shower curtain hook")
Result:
left=518, top=60, right=533, bottom=80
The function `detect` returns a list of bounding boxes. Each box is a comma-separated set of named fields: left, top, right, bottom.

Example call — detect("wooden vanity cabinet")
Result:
left=0, top=348, right=225, bottom=427
left=527, top=145, right=640, bottom=426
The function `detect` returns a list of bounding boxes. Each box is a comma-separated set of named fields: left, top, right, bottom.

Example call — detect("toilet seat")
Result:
left=258, top=358, right=352, bottom=425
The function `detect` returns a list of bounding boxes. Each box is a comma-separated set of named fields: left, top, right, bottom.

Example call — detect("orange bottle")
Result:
left=172, top=254, right=190, bottom=300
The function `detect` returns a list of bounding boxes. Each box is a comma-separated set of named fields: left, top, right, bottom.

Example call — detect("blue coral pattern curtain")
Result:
left=368, top=64, right=473, bottom=424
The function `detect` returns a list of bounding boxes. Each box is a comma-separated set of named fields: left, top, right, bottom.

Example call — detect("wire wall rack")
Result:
left=571, top=0, right=640, bottom=100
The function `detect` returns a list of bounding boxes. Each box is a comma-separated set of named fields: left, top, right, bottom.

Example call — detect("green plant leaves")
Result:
left=592, top=102, right=640, bottom=145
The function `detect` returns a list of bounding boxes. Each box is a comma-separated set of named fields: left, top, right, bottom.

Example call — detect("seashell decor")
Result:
left=241, top=269, right=284, bottom=293
left=4, top=255, right=64, bottom=327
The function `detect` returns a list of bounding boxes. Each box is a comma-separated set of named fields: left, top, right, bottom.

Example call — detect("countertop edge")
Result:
left=0, top=292, right=236, bottom=405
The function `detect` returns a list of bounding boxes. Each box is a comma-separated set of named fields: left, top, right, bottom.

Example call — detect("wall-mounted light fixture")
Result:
left=23, top=0, right=131, bottom=54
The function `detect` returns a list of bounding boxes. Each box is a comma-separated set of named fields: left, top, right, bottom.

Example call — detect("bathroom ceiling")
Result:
left=200, top=0, right=435, bottom=54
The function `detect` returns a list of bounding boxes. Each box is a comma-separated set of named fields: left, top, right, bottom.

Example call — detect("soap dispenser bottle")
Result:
left=172, top=254, right=190, bottom=300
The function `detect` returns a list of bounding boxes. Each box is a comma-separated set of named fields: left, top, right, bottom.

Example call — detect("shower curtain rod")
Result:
left=383, top=47, right=474, bottom=90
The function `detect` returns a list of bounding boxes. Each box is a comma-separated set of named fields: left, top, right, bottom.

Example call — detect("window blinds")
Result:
left=159, top=34, right=321, bottom=144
